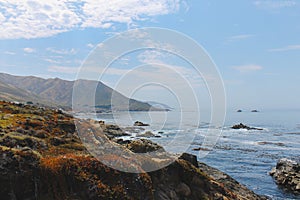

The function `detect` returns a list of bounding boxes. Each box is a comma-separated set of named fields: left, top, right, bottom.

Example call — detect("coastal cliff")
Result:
left=0, top=101, right=266, bottom=200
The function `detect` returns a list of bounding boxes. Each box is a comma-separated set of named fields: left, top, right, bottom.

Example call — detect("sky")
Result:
left=0, top=0, right=300, bottom=111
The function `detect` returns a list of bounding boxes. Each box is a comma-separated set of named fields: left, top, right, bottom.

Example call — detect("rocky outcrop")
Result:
left=102, top=124, right=130, bottom=139
left=198, top=162, right=268, bottom=200
left=232, top=123, right=263, bottom=130
left=0, top=101, right=267, bottom=200
left=179, top=153, right=199, bottom=167
left=137, top=131, right=156, bottom=138
left=270, top=158, right=300, bottom=194
left=134, top=121, right=149, bottom=126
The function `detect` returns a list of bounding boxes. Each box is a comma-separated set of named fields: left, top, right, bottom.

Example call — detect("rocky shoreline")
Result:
left=270, top=158, right=300, bottom=195
left=0, top=101, right=267, bottom=199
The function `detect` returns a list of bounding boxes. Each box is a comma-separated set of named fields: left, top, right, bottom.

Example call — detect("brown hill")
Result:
left=0, top=73, right=156, bottom=111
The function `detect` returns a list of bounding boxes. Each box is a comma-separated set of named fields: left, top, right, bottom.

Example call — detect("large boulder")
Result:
left=269, top=158, right=300, bottom=194
left=126, top=139, right=164, bottom=153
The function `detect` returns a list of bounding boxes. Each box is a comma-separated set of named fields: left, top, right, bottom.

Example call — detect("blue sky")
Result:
left=0, top=0, right=300, bottom=110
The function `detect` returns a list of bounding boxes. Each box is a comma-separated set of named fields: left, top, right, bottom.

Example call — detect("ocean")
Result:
left=78, top=109, right=300, bottom=200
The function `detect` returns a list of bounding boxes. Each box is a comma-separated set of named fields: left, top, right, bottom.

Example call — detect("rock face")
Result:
left=0, top=101, right=266, bottom=200
left=232, top=123, right=263, bottom=130
left=270, top=158, right=300, bottom=194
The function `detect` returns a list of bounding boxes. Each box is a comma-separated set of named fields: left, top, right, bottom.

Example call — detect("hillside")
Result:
left=0, top=80, right=53, bottom=104
left=0, top=73, right=157, bottom=111
left=0, top=80, right=35, bottom=102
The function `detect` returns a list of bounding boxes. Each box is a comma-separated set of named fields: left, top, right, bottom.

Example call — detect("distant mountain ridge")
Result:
left=146, top=101, right=173, bottom=111
left=0, top=73, right=161, bottom=111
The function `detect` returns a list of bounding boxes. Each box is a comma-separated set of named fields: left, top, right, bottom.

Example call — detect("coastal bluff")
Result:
left=0, top=101, right=266, bottom=200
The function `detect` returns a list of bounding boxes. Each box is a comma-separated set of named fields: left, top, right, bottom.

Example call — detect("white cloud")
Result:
left=86, top=43, right=95, bottom=48
left=48, top=66, right=79, bottom=74
left=23, top=47, right=35, bottom=53
left=46, top=47, right=77, bottom=55
left=0, top=12, right=5, bottom=23
left=232, top=64, right=263, bottom=73
left=254, top=0, right=297, bottom=9
left=0, top=0, right=183, bottom=39
left=268, top=44, right=300, bottom=52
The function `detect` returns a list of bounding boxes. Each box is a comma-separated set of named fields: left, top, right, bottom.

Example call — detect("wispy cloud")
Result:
left=226, top=34, right=255, bottom=43
left=23, top=47, right=35, bottom=53
left=268, top=44, right=300, bottom=52
left=138, top=50, right=168, bottom=64
left=254, top=0, right=297, bottom=9
left=4, top=51, right=16, bottom=55
left=48, top=66, right=79, bottom=74
left=232, top=64, right=263, bottom=73
left=0, top=0, right=183, bottom=39
left=44, top=58, right=60, bottom=64
left=46, top=48, right=77, bottom=55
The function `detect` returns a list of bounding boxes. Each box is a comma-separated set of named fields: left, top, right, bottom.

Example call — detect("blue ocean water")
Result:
left=83, top=110, right=300, bottom=200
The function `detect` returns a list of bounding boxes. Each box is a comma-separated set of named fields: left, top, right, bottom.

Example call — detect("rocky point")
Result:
left=0, top=101, right=267, bottom=200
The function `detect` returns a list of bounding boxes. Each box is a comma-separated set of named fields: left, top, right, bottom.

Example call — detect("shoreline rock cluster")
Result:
left=0, top=101, right=267, bottom=199
left=270, top=158, right=300, bottom=194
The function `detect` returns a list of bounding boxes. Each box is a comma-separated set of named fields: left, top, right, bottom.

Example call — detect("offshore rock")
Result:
left=134, top=121, right=149, bottom=126
left=232, top=123, right=263, bottom=130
